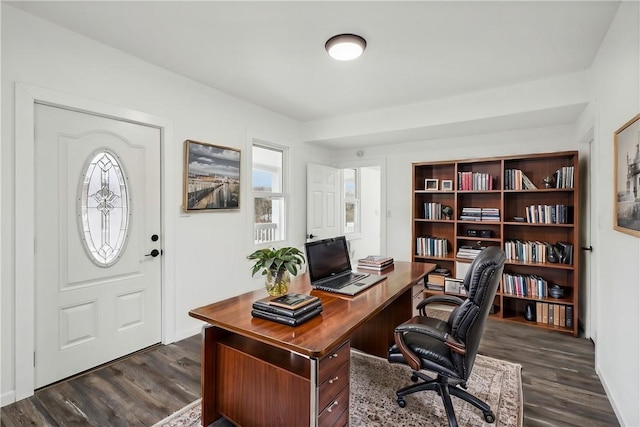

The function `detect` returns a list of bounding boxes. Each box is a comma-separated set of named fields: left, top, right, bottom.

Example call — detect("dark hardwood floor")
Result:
left=1, top=319, right=619, bottom=426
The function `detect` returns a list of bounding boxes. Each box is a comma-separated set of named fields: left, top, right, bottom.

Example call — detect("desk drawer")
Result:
left=318, top=341, right=350, bottom=384
left=318, top=361, right=349, bottom=411
left=318, top=385, right=349, bottom=427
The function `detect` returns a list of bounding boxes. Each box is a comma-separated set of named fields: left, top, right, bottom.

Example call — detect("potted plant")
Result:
left=248, top=246, right=305, bottom=297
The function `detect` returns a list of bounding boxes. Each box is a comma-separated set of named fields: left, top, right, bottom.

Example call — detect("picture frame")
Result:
left=614, top=114, right=640, bottom=237
left=183, top=140, right=241, bottom=211
left=424, top=179, right=439, bottom=191
left=441, top=180, right=453, bottom=191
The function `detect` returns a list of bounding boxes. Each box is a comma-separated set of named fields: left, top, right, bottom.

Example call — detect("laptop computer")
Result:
left=304, top=236, right=386, bottom=296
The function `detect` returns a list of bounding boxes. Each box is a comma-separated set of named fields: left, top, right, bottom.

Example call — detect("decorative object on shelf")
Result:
left=542, top=174, right=556, bottom=188
left=613, top=113, right=640, bottom=237
left=424, top=178, right=439, bottom=190
left=524, top=302, right=536, bottom=321
left=183, top=140, right=241, bottom=212
left=247, top=246, right=305, bottom=297
left=548, top=284, right=566, bottom=299
left=442, top=205, right=453, bottom=220
left=441, top=179, right=453, bottom=191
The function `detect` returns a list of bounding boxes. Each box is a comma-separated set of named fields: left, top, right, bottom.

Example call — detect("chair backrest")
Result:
left=447, top=246, right=506, bottom=380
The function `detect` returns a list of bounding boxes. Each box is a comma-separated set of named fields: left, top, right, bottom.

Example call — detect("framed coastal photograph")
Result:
left=425, top=178, right=439, bottom=191
left=614, top=114, right=640, bottom=237
left=441, top=179, right=453, bottom=191
left=183, top=140, right=241, bottom=211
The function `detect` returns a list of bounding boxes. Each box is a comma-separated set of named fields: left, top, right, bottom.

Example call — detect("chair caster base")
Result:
left=397, top=397, right=406, bottom=408
left=484, top=411, right=495, bottom=423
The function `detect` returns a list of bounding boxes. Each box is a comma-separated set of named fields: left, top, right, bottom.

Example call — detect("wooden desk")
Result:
left=189, top=261, right=434, bottom=427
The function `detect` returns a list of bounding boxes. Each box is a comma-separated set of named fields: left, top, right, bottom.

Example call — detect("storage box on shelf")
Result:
left=411, top=151, right=579, bottom=336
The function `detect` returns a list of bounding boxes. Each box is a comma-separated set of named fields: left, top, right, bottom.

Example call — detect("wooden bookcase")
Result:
left=412, top=151, right=579, bottom=336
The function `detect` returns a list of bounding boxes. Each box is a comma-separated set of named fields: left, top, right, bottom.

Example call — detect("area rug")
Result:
left=152, top=351, right=522, bottom=427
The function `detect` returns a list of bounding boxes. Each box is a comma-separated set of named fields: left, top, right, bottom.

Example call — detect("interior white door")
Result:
left=307, top=164, right=341, bottom=241
left=34, top=104, right=162, bottom=388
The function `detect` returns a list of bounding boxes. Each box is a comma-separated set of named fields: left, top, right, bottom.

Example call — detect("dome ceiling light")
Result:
left=325, top=34, right=367, bottom=61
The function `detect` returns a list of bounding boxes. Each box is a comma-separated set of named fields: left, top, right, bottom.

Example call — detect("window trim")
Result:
left=250, top=137, right=290, bottom=247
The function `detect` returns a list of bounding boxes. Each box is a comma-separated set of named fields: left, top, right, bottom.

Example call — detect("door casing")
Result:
left=13, top=83, right=176, bottom=401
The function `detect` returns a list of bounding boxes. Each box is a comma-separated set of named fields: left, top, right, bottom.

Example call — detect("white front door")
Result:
left=306, top=164, right=341, bottom=241
left=34, top=104, right=162, bottom=388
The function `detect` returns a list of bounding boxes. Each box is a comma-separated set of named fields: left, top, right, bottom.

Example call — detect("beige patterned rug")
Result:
left=152, top=350, right=522, bottom=427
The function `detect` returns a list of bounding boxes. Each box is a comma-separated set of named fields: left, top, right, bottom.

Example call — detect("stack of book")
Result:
left=357, top=255, right=394, bottom=271
left=481, top=207, right=500, bottom=221
left=251, top=293, right=322, bottom=326
left=425, top=269, right=449, bottom=291
left=459, top=207, right=482, bottom=221
left=456, top=245, right=485, bottom=260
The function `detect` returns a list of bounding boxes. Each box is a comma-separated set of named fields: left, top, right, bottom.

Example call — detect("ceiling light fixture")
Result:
left=325, top=34, right=367, bottom=61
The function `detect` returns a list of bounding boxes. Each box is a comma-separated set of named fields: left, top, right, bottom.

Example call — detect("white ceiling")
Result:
left=6, top=1, right=621, bottom=144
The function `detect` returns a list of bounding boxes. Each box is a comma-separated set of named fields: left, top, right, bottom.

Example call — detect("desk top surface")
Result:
left=189, top=261, right=435, bottom=357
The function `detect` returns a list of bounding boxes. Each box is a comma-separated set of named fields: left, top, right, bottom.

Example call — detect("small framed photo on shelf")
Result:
left=425, top=179, right=439, bottom=191
left=441, top=180, right=453, bottom=191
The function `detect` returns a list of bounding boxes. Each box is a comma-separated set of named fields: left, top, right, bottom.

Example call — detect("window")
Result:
left=252, top=143, right=287, bottom=244
left=79, top=150, right=130, bottom=267
left=343, top=168, right=360, bottom=234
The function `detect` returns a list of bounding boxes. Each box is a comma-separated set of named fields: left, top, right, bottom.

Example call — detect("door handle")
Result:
left=307, top=234, right=316, bottom=239
left=145, top=249, right=160, bottom=257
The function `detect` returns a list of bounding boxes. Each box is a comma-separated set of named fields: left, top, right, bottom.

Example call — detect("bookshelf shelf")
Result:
left=413, top=151, right=579, bottom=336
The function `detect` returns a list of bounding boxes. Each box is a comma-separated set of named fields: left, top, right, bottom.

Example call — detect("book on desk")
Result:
left=251, top=293, right=322, bottom=326
left=357, top=255, right=394, bottom=271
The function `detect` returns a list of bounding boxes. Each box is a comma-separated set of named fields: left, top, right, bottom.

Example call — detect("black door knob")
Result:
left=145, top=249, right=160, bottom=257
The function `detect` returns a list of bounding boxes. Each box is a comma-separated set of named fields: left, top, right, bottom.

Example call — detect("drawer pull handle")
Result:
left=328, top=353, right=339, bottom=359
left=327, top=400, right=339, bottom=412
left=328, top=376, right=339, bottom=384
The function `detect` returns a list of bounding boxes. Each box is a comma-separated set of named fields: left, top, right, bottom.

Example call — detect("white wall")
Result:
left=1, top=5, right=330, bottom=403
left=588, top=2, right=640, bottom=425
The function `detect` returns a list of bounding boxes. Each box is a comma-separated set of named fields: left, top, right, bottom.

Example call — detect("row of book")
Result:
left=459, top=207, right=500, bottom=221
left=525, top=204, right=573, bottom=224
left=357, top=255, right=394, bottom=271
left=423, top=202, right=444, bottom=220
left=504, top=240, right=549, bottom=263
left=416, top=236, right=449, bottom=257
left=553, top=166, right=574, bottom=189
left=251, top=293, right=322, bottom=326
left=504, top=169, right=537, bottom=190
left=533, top=302, right=573, bottom=328
left=502, top=272, right=549, bottom=298
left=458, top=172, right=494, bottom=191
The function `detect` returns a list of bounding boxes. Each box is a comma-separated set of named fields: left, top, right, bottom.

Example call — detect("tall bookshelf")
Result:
left=412, top=151, right=579, bottom=336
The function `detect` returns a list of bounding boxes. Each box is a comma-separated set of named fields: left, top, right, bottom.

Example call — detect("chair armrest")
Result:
left=416, top=294, right=464, bottom=316
left=395, top=322, right=467, bottom=356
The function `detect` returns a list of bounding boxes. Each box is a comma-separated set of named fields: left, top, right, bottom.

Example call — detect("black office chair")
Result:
left=387, top=246, right=506, bottom=427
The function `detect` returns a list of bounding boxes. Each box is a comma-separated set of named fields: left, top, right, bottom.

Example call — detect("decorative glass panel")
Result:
left=79, top=151, right=130, bottom=267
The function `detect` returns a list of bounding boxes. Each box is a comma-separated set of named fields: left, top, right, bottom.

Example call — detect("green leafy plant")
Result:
left=248, top=246, right=305, bottom=278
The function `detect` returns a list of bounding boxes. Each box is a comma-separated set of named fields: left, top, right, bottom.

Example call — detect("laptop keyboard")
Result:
left=317, top=273, right=367, bottom=289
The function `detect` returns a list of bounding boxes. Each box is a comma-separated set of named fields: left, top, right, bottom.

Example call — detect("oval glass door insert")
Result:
left=79, top=150, right=130, bottom=267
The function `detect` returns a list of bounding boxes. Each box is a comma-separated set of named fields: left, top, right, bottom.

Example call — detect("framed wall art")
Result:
left=614, top=114, right=640, bottom=237
left=183, top=140, right=241, bottom=211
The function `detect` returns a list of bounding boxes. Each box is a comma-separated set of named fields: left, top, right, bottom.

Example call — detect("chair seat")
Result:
left=387, top=316, right=459, bottom=378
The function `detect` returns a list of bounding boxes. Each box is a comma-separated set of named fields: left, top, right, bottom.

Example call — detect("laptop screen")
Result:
left=305, top=236, right=352, bottom=282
